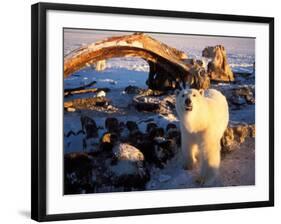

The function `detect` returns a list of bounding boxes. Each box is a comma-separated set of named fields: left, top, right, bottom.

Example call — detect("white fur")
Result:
left=175, top=87, right=229, bottom=186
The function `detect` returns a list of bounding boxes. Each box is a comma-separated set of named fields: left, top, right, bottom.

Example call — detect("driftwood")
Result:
left=64, top=80, right=97, bottom=92
left=64, top=87, right=110, bottom=96
left=64, top=33, right=191, bottom=86
left=64, top=88, right=99, bottom=96
left=64, top=97, right=111, bottom=109
left=64, top=79, right=110, bottom=96
left=64, top=80, right=97, bottom=96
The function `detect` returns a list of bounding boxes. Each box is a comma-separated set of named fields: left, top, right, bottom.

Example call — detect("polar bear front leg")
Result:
left=181, top=133, right=199, bottom=170
left=199, top=139, right=221, bottom=186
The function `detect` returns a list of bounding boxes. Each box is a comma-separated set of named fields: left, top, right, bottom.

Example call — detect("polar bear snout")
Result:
left=185, top=98, right=191, bottom=105
left=184, top=98, right=193, bottom=111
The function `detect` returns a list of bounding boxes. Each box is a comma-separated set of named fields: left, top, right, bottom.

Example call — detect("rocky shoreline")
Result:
left=63, top=38, right=255, bottom=194
left=64, top=111, right=255, bottom=194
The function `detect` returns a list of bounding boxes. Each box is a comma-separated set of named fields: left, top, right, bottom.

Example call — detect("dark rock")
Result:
left=245, top=95, right=255, bottom=104
left=110, top=171, right=150, bottom=190
left=140, top=88, right=165, bottom=96
left=64, top=153, right=94, bottom=194
left=221, top=86, right=255, bottom=108
left=230, top=95, right=247, bottom=106
left=119, top=121, right=126, bottom=129
left=64, top=142, right=150, bottom=194
left=146, top=122, right=158, bottom=133
left=166, top=128, right=181, bottom=146
left=119, top=125, right=130, bottom=142
left=232, top=125, right=249, bottom=143
left=139, top=137, right=178, bottom=168
left=165, top=100, right=175, bottom=109
left=110, top=143, right=150, bottom=189
left=221, top=124, right=255, bottom=153
left=105, top=117, right=119, bottom=133
left=133, top=95, right=161, bottom=112
left=248, top=124, right=255, bottom=137
left=128, top=130, right=144, bottom=146
left=153, top=138, right=178, bottom=168
left=124, top=85, right=143, bottom=94
left=166, top=123, right=177, bottom=131
left=126, top=121, right=139, bottom=132
left=159, top=96, right=176, bottom=115
left=83, top=138, right=100, bottom=153
left=136, top=138, right=155, bottom=163
left=80, top=116, right=99, bottom=152
left=80, top=115, right=98, bottom=139
left=134, top=101, right=160, bottom=112
left=136, top=127, right=178, bottom=168
left=221, top=127, right=235, bottom=152
left=234, top=87, right=255, bottom=104
left=149, top=127, right=165, bottom=140
left=133, top=94, right=176, bottom=115
left=100, top=132, right=119, bottom=151
left=95, top=97, right=110, bottom=107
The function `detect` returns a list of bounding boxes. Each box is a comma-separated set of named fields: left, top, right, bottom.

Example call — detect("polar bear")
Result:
left=175, top=87, right=229, bottom=186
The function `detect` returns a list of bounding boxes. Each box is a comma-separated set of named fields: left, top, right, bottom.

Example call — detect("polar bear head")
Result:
left=175, top=88, right=204, bottom=113
left=175, top=87, right=207, bottom=132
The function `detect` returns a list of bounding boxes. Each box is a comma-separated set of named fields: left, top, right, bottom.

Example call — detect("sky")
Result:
left=64, top=28, right=255, bottom=56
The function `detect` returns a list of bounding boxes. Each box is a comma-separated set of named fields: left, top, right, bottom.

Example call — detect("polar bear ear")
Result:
left=199, top=89, right=204, bottom=96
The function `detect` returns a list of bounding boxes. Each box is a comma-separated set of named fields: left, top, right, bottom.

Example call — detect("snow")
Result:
left=146, top=156, right=197, bottom=190
left=158, top=174, right=172, bottom=182
left=64, top=132, right=85, bottom=153
left=96, top=90, right=106, bottom=97
left=64, top=67, right=148, bottom=91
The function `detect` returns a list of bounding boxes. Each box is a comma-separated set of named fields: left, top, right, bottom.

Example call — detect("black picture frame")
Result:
left=31, top=2, right=274, bottom=222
